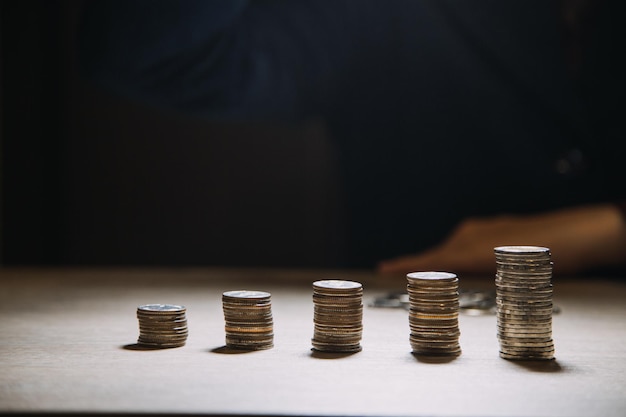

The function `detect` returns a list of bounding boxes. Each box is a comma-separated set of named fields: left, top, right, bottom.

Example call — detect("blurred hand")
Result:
left=377, top=204, right=626, bottom=276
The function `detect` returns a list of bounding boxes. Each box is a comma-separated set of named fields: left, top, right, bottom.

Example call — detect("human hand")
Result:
left=377, top=204, right=626, bottom=276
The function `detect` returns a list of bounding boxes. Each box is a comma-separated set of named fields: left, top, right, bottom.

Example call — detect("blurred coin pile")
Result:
left=495, top=246, right=555, bottom=360
left=407, top=272, right=461, bottom=356
left=222, top=290, right=274, bottom=350
left=136, top=304, right=188, bottom=348
left=312, top=280, right=363, bottom=353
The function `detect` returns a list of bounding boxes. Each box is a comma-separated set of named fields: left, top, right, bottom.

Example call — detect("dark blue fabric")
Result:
left=80, top=0, right=625, bottom=266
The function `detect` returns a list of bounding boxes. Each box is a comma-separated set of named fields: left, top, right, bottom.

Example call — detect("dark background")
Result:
left=1, top=0, right=346, bottom=267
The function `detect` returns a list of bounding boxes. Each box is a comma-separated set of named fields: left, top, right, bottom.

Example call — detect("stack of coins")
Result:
left=407, top=272, right=461, bottom=356
left=311, top=280, right=363, bottom=353
left=222, top=290, right=274, bottom=350
left=136, top=304, right=188, bottom=348
left=494, top=246, right=555, bottom=360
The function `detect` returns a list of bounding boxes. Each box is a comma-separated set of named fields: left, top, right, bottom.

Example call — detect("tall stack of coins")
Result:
left=407, top=272, right=461, bottom=356
left=136, top=304, right=188, bottom=348
left=222, top=290, right=274, bottom=350
left=494, top=246, right=555, bottom=360
left=311, top=280, right=363, bottom=353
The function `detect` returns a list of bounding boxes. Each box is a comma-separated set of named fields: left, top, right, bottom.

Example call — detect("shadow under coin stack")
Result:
left=311, top=280, right=363, bottom=353
left=494, top=246, right=555, bottom=360
left=222, top=290, right=274, bottom=350
left=407, top=272, right=461, bottom=356
left=136, top=304, right=188, bottom=348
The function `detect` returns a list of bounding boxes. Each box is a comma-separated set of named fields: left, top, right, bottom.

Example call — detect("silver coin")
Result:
left=138, top=327, right=189, bottom=334
left=314, top=309, right=364, bottom=317
left=409, top=331, right=459, bottom=340
left=222, top=309, right=272, bottom=317
left=497, top=327, right=552, bottom=336
left=315, top=320, right=362, bottom=327
left=136, top=317, right=187, bottom=324
left=312, top=342, right=362, bottom=353
left=494, top=245, right=550, bottom=254
left=410, top=342, right=461, bottom=350
left=223, top=290, right=271, bottom=299
left=222, top=300, right=272, bottom=308
left=312, top=335, right=363, bottom=343
left=408, top=296, right=460, bottom=304
left=408, top=282, right=459, bottom=289
left=497, top=310, right=553, bottom=318
left=137, top=304, right=186, bottom=313
left=496, top=264, right=551, bottom=271
left=410, top=317, right=459, bottom=325
left=137, top=341, right=186, bottom=349
left=496, top=298, right=553, bottom=306
left=409, top=323, right=459, bottom=331
left=412, top=349, right=462, bottom=356
left=498, top=333, right=553, bottom=341
left=313, top=288, right=363, bottom=295
left=313, top=294, right=362, bottom=303
left=500, top=345, right=555, bottom=353
left=313, top=335, right=363, bottom=343
left=315, top=310, right=363, bottom=318
left=137, top=320, right=188, bottom=328
left=226, top=341, right=274, bottom=349
left=497, top=324, right=552, bottom=332
left=314, top=331, right=363, bottom=339
left=407, top=271, right=457, bottom=281
left=313, top=280, right=362, bottom=290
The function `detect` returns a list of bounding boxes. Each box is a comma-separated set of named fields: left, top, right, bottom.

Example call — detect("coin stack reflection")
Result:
left=136, top=304, right=188, bottom=348
left=495, top=246, right=555, bottom=360
left=407, top=272, right=461, bottom=356
left=222, top=290, right=274, bottom=350
left=311, top=280, right=363, bottom=353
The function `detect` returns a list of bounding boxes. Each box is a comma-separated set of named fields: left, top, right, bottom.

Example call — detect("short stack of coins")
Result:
left=311, top=280, right=363, bottom=353
left=494, top=246, right=555, bottom=360
left=222, top=290, right=274, bottom=350
left=407, top=272, right=461, bottom=356
left=136, top=304, right=188, bottom=348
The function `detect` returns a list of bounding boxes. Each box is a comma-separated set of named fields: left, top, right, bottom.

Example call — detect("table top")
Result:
left=1, top=267, right=625, bottom=417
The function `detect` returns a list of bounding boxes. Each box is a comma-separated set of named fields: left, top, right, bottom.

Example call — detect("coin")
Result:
left=407, top=271, right=457, bottom=281
left=499, top=350, right=554, bottom=360
left=222, top=289, right=274, bottom=350
left=311, top=279, right=364, bottom=352
left=136, top=304, right=188, bottom=349
left=311, top=339, right=363, bottom=352
left=223, top=290, right=271, bottom=299
left=494, top=246, right=555, bottom=360
left=137, top=304, right=186, bottom=313
left=406, top=271, right=461, bottom=357
left=314, top=280, right=362, bottom=290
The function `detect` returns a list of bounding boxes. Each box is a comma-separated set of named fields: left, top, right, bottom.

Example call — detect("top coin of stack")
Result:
left=136, top=304, right=188, bottom=348
left=406, top=272, right=461, bottom=356
left=494, top=246, right=555, bottom=360
left=311, top=280, right=363, bottom=353
left=222, top=290, right=274, bottom=350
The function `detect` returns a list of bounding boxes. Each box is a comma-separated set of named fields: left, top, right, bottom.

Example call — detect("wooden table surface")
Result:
left=1, top=267, right=625, bottom=416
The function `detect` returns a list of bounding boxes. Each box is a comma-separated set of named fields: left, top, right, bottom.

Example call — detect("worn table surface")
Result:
left=1, top=267, right=625, bottom=416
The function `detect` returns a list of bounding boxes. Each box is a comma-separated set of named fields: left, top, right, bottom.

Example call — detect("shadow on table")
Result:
left=121, top=343, right=183, bottom=351
left=210, top=345, right=266, bottom=354
left=309, top=349, right=361, bottom=360
left=507, top=358, right=564, bottom=373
